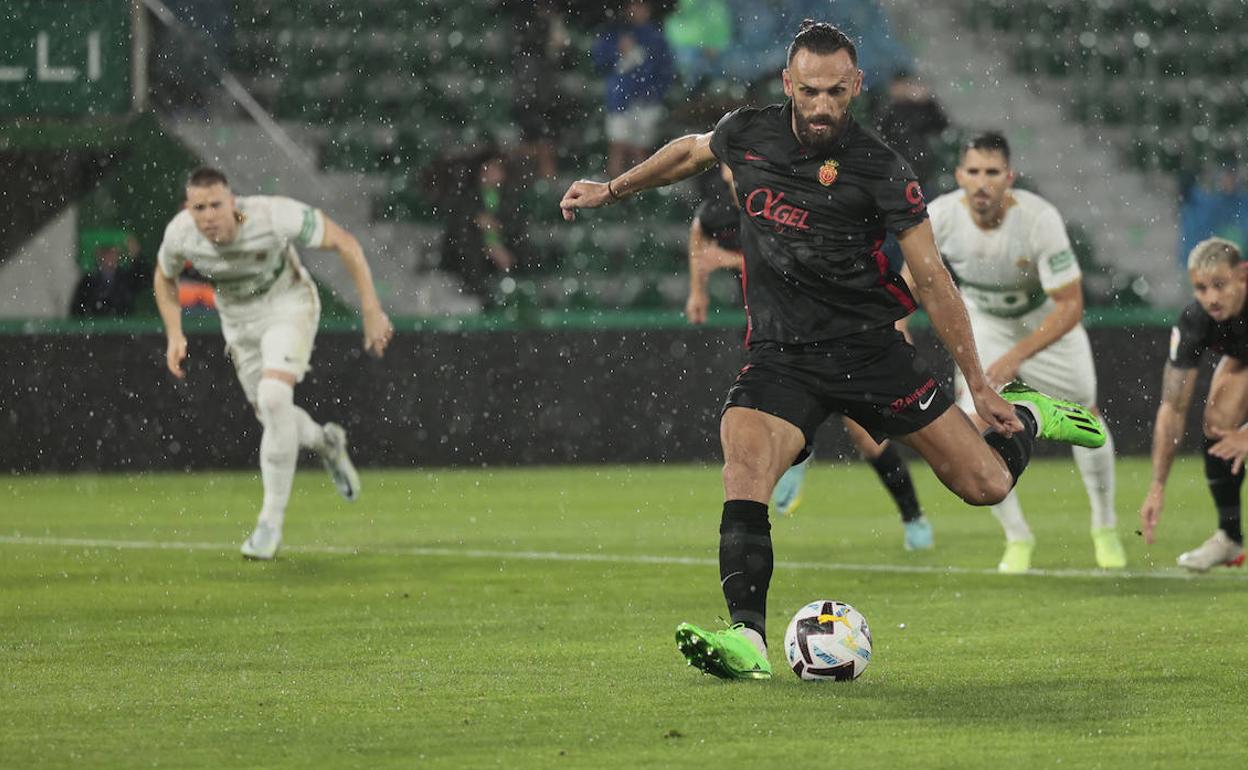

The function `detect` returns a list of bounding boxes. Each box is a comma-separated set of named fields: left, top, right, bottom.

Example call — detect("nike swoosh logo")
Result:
left=918, top=391, right=936, bottom=411
left=744, top=151, right=767, bottom=161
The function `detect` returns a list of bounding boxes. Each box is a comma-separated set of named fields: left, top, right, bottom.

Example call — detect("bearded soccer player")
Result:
left=560, top=21, right=1104, bottom=680
left=154, top=167, right=394, bottom=560
left=1139, top=237, right=1248, bottom=572
left=929, top=132, right=1124, bottom=573
left=686, top=162, right=935, bottom=550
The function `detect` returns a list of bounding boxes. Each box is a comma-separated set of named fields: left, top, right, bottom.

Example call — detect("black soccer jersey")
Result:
left=1169, top=299, right=1248, bottom=367
left=710, top=103, right=928, bottom=346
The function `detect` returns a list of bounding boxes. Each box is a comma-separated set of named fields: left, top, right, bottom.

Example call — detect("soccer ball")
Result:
left=783, top=600, right=873, bottom=681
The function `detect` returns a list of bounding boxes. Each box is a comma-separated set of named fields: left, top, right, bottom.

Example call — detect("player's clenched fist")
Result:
left=165, top=334, right=188, bottom=379
left=559, top=180, right=613, bottom=221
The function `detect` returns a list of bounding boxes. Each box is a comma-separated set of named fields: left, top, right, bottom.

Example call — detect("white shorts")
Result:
left=954, top=304, right=1098, bottom=412
left=219, top=271, right=321, bottom=405
left=605, top=103, right=665, bottom=147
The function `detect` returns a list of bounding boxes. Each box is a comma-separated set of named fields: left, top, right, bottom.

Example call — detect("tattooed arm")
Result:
left=1139, top=363, right=1200, bottom=543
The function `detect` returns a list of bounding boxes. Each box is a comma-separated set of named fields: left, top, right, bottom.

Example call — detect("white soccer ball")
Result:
left=783, top=600, right=873, bottom=681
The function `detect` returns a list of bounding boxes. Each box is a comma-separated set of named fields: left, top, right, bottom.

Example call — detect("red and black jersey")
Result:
left=1169, top=299, right=1248, bottom=367
left=710, top=103, right=928, bottom=346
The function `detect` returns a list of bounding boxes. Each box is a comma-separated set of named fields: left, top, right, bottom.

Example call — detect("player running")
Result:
left=686, top=162, right=934, bottom=549
left=1139, top=237, right=1248, bottom=572
left=153, top=167, right=394, bottom=560
left=928, top=132, right=1124, bottom=572
left=561, top=21, right=1105, bottom=680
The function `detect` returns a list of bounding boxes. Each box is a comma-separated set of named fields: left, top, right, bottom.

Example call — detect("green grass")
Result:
left=2, top=458, right=1246, bottom=768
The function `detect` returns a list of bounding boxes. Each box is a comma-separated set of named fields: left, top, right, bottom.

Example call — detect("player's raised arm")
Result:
left=1139, top=362, right=1199, bottom=543
left=319, top=215, right=395, bottom=358
left=560, top=132, right=718, bottom=221
left=897, top=220, right=1022, bottom=435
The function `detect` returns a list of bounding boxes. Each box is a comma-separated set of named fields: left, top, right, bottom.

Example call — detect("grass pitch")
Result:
left=3, top=457, right=1246, bottom=768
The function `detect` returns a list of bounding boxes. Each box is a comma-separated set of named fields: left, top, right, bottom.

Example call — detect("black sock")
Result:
left=719, top=499, right=773, bottom=642
left=983, top=406, right=1037, bottom=486
left=870, top=443, right=922, bottom=522
left=1204, top=438, right=1244, bottom=544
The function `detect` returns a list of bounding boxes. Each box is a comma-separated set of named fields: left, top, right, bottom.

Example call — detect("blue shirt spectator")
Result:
left=591, top=2, right=676, bottom=113
left=723, top=0, right=912, bottom=89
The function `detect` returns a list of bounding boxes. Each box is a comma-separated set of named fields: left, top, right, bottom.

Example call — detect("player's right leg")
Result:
left=238, top=288, right=319, bottom=560
left=842, top=416, right=932, bottom=550
left=952, top=369, right=1034, bottom=570
left=1183, top=356, right=1248, bottom=571
left=676, top=405, right=807, bottom=680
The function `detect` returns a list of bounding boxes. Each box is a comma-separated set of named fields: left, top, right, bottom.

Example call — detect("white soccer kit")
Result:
left=157, top=195, right=325, bottom=403
left=928, top=188, right=1096, bottom=408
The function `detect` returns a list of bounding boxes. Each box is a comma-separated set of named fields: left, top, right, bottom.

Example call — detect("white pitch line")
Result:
left=0, top=534, right=1244, bottom=582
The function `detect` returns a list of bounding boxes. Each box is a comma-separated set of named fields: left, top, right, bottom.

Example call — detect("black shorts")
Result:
left=723, top=328, right=954, bottom=460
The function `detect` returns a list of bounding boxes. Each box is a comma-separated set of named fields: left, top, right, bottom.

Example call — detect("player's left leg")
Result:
left=1016, top=326, right=1123, bottom=568
left=1180, top=356, right=1248, bottom=571
left=842, top=416, right=932, bottom=550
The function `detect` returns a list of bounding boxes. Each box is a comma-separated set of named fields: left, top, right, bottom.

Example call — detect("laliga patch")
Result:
left=1170, top=326, right=1181, bottom=362
left=819, top=159, right=839, bottom=186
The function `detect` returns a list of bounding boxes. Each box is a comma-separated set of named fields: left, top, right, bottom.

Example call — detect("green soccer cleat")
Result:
left=675, top=622, right=772, bottom=680
left=997, top=539, right=1034, bottom=574
left=1091, top=527, right=1127, bottom=569
left=999, top=381, right=1106, bottom=448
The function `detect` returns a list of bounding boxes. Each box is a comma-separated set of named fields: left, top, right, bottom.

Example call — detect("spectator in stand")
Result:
left=874, top=69, right=949, bottom=190
left=722, top=0, right=912, bottom=92
left=508, top=0, right=573, bottom=182
left=1178, top=165, right=1247, bottom=270
left=437, top=149, right=530, bottom=304
left=664, top=0, right=732, bottom=92
left=591, top=1, right=677, bottom=178
left=70, top=241, right=143, bottom=317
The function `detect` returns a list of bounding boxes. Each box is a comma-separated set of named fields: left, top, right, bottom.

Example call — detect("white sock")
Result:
left=1073, top=427, right=1117, bottom=530
left=256, top=379, right=298, bottom=531
left=992, top=489, right=1033, bottom=542
left=739, top=626, right=767, bottom=655
left=294, top=406, right=326, bottom=453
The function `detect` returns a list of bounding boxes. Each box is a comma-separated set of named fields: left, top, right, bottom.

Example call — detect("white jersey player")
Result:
left=154, top=167, right=394, bottom=560
left=928, top=132, right=1124, bottom=572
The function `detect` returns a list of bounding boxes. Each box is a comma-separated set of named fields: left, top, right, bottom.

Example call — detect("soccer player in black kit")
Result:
left=685, top=162, right=936, bottom=549
left=1139, top=237, right=1248, bottom=572
left=561, top=21, right=1105, bottom=679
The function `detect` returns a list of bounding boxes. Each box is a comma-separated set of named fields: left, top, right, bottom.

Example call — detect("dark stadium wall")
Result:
left=0, top=327, right=1194, bottom=473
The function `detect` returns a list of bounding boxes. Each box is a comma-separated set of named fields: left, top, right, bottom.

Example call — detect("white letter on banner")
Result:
left=37, top=32, right=78, bottom=82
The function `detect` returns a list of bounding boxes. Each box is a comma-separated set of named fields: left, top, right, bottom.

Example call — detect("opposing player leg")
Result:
left=676, top=405, right=807, bottom=680
left=1180, top=356, right=1248, bottom=571
left=842, top=416, right=932, bottom=550
left=243, top=369, right=300, bottom=560
left=1017, top=325, right=1123, bottom=568
left=240, top=288, right=322, bottom=560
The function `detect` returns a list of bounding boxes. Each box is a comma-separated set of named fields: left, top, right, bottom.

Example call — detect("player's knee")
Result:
left=255, top=377, right=294, bottom=423
left=957, top=469, right=1012, bottom=506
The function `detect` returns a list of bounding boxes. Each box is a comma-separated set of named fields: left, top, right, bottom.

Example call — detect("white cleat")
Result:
left=240, top=521, right=282, bottom=561
left=1177, top=529, right=1245, bottom=573
left=321, top=422, right=361, bottom=501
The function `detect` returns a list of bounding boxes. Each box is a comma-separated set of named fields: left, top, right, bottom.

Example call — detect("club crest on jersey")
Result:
left=818, top=159, right=839, bottom=186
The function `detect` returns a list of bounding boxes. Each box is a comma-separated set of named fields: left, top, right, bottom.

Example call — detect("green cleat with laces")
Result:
left=999, top=381, right=1106, bottom=448
left=675, top=622, right=772, bottom=680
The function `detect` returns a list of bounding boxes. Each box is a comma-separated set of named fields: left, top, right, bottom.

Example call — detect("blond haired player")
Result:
left=154, top=167, right=394, bottom=560
left=929, top=132, right=1124, bottom=573
left=1139, top=237, right=1248, bottom=572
